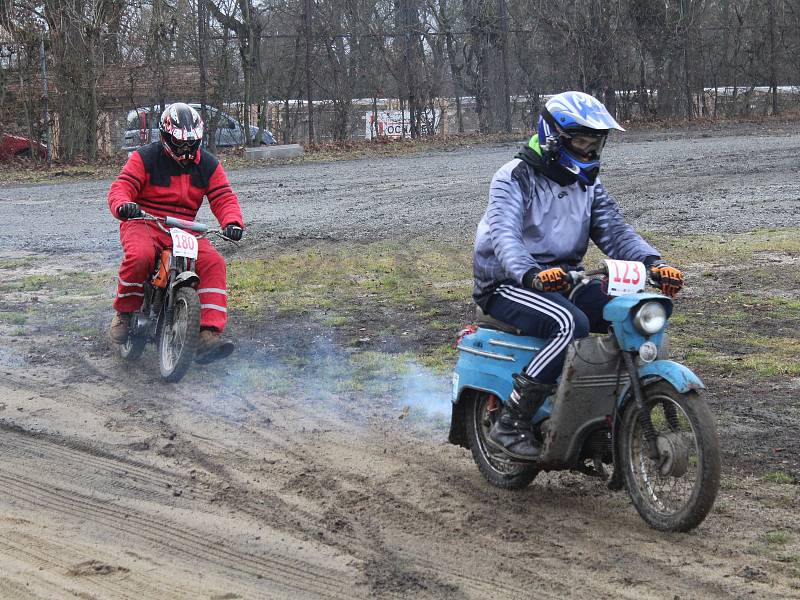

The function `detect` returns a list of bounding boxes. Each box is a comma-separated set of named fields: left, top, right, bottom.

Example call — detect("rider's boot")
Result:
left=487, top=373, right=555, bottom=461
left=195, top=327, right=236, bottom=364
left=109, top=312, right=132, bottom=345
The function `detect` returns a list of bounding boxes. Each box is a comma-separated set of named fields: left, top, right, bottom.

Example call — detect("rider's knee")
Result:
left=572, top=311, right=590, bottom=340
left=202, top=248, right=225, bottom=272
left=124, top=248, right=155, bottom=272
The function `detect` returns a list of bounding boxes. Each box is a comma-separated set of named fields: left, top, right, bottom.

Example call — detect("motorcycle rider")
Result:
left=108, top=102, right=245, bottom=363
left=473, top=91, right=684, bottom=461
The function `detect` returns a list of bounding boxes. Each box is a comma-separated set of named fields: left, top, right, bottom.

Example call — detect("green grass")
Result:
left=642, top=228, right=800, bottom=266
left=763, top=471, right=796, bottom=484
left=0, top=256, right=36, bottom=269
left=225, top=230, right=800, bottom=382
left=0, top=312, right=27, bottom=325
left=0, top=271, right=112, bottom=296
left=764, top=531, right=792, bottom=546
left=228, top=241, right=471, bottom=317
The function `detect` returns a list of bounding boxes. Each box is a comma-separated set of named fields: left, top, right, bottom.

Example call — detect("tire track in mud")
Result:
left=0, top=425, right=363, bottom=599
left=253, top=433, right=533, bottom=598
left=0, top=421, right=178, bottom=486
left=0, top=532, right=187, bottom=600
left=0, top=470, right=359, bottom=599
left=266, top=432, right=786, bottom=600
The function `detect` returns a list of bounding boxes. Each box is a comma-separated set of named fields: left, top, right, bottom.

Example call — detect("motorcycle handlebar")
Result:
left=132, top=211, right=237, bottom=244
left=164, top=215, right=209, bottom=233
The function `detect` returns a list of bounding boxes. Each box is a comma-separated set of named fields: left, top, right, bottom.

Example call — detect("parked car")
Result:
left=0, top=134, right=48, bottom=161
left=121, top=104, right=276, bottom=151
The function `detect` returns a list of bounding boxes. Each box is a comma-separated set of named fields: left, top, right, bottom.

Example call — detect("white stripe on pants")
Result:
left=496, top=284, right=575, bottom=379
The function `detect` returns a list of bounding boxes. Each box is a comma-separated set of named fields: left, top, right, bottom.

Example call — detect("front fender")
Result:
left=171, top=271, right=200, bottom=290
left=638, top=360, right=705, bottom=393
left=617, top=360, right=704, bottom=408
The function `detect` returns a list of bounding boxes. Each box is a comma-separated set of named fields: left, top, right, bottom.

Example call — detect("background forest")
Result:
left=1, top=0, right=798, bottom=161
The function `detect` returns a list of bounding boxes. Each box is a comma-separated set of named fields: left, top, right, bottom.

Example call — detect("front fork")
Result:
left=164, top=256, right=192, bottom=322
left=622, top=351, right=661, bottom=460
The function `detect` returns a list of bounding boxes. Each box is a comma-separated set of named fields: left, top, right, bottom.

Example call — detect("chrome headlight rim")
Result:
left=633, top=301, right=667, bottom=335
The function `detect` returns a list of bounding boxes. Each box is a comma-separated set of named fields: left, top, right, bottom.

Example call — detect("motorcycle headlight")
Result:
left=633, top=301, right=667, bottom=335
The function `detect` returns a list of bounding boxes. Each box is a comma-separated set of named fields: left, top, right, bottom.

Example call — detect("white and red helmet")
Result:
left=159, top=103, right=204, bottom=163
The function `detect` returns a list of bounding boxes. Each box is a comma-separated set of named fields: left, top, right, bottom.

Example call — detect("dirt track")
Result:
left=1, top=124, right=799, bottom=599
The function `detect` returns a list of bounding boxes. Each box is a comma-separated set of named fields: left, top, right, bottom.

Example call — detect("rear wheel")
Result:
left=119, top=328, right=146, bottom=361
left=619, top=381, right=720, bottom=532
left=464, top=392, right=539, bottom=490
left=158, top=287, right=200, bottom=382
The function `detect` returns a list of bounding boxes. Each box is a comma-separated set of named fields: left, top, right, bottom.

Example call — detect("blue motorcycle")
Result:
left=449, top=263, right=720, bottom=532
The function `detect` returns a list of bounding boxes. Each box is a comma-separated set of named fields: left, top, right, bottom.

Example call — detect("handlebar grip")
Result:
left=567, top=271, right=584, bottom=285
left=164, top=216, right=208, bottom=233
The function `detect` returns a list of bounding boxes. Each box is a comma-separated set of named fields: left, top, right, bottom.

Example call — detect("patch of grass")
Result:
left=0, top=312, right=27, bottom=325
left=759, top=496, right=795, bottom=510
left=0, top=274, right=53, bottom=292
left=229, top=241, right=469, bottom=311
left=777, top=554, right=800, bottom=564
left=644, top=228, right=800, bottom=266
left=227, top=230, right=800, bottom=388
left=0, top=162, right=120, bottom=185
left=712, top=501, right=732, bottom=515
left=236, top=364, right=294, bottom=396
left=228, top=240, right=471, bottom=346
left=321, top=314, right=348, bottom=327
left=0, top=271, right=112, bottom=296
left=763, top=471, right=796, bottom=485
left=764, top=531, right=792, bottom=546
left=0, top=256, right=36, bottom=269
left=720, top=477, right=744, bottom=490
left=671, top=294, right=800, bottom=378
left=419, top=343, right=458, bottom=373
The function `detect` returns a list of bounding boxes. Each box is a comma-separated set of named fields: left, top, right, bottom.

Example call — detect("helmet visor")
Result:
left=562, top=131, right=607, bottom=161
left=163, top=133, right=201, bottom=161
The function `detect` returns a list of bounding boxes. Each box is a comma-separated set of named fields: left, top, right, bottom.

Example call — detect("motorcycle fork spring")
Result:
left=622, top=351, right=660, bottom=460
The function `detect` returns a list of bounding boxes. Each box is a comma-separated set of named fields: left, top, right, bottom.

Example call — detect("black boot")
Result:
left=487, top=373, right=554, bottom=461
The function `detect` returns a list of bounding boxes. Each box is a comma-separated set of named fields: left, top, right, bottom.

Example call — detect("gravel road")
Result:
left=1, top=123, right=799, bottom=258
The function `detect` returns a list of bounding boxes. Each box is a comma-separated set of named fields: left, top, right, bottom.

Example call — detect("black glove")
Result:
left=222, top=224, right=244, bottom=241
left=117, top=202, right=142, bottom=220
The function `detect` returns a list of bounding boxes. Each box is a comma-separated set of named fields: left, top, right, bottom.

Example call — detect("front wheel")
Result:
left=464, top=391, right=539, bottom=490
left=158, top=287, right=200, bottom=382
left=619, top=381, right=720, bottom=532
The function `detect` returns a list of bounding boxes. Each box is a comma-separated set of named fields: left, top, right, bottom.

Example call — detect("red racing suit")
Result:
left=108, top=142, right=243, bottom=332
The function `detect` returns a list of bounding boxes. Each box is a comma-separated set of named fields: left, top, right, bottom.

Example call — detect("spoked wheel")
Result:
left=464, top=392, right=539, bottom=490
left=158, top=287, right=200, bottom=383
left=619, top=381, right=720, bottom=532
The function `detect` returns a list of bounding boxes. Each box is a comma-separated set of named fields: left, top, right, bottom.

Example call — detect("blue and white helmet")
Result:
left=537, top=91, right=624, bottom=185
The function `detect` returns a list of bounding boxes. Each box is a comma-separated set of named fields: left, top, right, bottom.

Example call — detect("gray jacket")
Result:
left=473, top=157, right=660, bottom=302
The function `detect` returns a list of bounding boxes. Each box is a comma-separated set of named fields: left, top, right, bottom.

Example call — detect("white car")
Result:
left=121, top=104, right=276, bottom=151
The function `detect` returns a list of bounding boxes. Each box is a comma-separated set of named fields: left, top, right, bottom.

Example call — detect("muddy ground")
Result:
left=0, top=122, right=799, bottom=599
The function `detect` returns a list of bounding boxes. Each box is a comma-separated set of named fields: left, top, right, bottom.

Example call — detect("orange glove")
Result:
left=650, top=264, right=684, bottom=298
left=533, top=267, right=571, bottom=293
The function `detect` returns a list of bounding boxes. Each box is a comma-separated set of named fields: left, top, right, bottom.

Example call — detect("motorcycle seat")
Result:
left=475, top=305, right=522, bottom=335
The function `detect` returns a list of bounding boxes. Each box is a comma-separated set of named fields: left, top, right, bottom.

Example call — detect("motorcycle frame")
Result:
left=451, top=292, right=705, bottom=471
left=130, top=252, right=200, bottom=343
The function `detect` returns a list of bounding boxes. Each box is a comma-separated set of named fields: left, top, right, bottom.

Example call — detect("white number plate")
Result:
left=170, top=227, right=199, bottom=259
left=604, top=259, right=646, bottom=296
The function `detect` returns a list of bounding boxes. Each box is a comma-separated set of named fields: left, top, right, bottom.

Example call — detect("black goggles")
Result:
left=561, top=131, right=607, bottom=158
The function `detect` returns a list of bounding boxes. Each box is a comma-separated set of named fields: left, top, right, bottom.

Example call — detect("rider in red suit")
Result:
left=108, top=103, right=244, bottom=362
